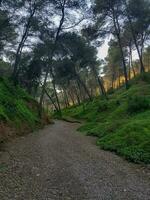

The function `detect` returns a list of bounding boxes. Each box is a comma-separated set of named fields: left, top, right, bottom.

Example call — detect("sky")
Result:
left=97, top=40, right=139, bottom=61
left=97, top=40, right=109, bottom=60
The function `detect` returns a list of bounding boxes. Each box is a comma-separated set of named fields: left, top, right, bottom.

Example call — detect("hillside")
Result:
left=61, top=73, right=150, bottom=164
left=0, top=78, right=50, bottom=144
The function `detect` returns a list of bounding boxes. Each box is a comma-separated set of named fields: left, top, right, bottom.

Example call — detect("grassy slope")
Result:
left=0, top=78, right=49, bottom=143
left=61, top=73, right=150, bottom=164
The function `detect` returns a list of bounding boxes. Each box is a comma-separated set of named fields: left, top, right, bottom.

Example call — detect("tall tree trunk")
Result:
left=50, top=67, right=61, bottom=113
left=39, top=82, right=59, bottom=112
left=62, top=87, right=70, bottom=108
left=75, top=73, right=92, bottom=101
left=12, top=7, right=36, bottom=83
left=112, top=74, right=114, bottom=89
left=130, top=48, right=136, bottom=77
left=66, top=90, right=70, bottom=107
left=124, top=0, right=145, bottom=73
left=68, top=90, right=75, bottom=106
left=45, top=88, right=59, bottom=112
left=76, top=80, right=84, bottom=102
left=91, top=65, right=107, bottom=98
left=74, top=86, right=81, bottom=105
left=118, top=71, right=121, bottom=88
left=39, top=0, right=66, bottom=117
left=128, top=50, right=131, bottom=80
left=112, top=8, right=129, bottom=89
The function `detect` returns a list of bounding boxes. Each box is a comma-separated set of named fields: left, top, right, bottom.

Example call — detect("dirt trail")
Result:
left=0, top=120, right=150, bottom=200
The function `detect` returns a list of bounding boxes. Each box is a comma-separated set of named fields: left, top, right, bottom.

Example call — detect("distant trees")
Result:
left=104, top=40, right=124, bottom=89
left=39, top=0, right=87, bottom=115
left=91, top=0, right=129, bottom=89
left=0, top=0, right=149, bottom=115
left=11, top=0, right=49, bottom=84
left=123, top=0, right=150, bottom=73
left=143, top=47, right=150, bottom=70
left=35, top=31, right=106, bottom=111
left=83, top=0, right=150, bottom=89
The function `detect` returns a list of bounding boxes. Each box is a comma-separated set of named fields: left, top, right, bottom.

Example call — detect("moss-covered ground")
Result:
left=59, top=73, right=150, bottom=164
left=0, top=78, right=50, bottom=143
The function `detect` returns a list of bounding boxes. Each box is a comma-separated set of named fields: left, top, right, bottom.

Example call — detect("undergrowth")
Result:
left=60, top=72, right=150, bottom=164
left=0, top=77, right=49, bottom=143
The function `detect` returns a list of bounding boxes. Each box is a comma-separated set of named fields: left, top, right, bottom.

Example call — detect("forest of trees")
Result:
left=0, top=0, right=150, bottom=116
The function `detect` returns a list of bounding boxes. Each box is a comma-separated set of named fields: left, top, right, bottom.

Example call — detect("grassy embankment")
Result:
left=60, top=73, right=150, bottom=164
left=0, top=77, right=50, bottom=144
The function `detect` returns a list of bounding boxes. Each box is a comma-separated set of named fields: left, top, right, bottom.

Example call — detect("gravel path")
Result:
left=0, top=120, right=150, bottom=200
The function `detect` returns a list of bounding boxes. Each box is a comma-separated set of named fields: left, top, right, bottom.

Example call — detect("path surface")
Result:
left=0, top=121, right=150, bottom=200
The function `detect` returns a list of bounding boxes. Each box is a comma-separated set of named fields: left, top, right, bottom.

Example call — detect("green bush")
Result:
left=136, top=72, right=150, bottom=84
left=98, top=118, right=150, bottom=163
left=127, top=95, right=150, bottom=114
left=97, top=100, right=108, bottom=112
left=62, top=72, right=150, bottom=164
left=0, top=78, right=40, bottom=128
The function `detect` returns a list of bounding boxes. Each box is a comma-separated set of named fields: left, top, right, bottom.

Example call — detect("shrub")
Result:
left=97, top=100, right=108, bottom=112
left=137, top=72, right=150, bottom=84
left=127, top=95, right=150, bottom=114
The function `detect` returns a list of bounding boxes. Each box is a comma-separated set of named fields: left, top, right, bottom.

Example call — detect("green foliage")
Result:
left=0, top=60, right=11, bottom=76
left=62, top=72, right=150, bottom=164
left=127, top=95, right=150, bottom=114
left=97, top=100, right=108, bottom=112
left=98, top=116, right=150, bottom=163
left=134, top=72, right=150, bottom=84
left=0, top=78, right=40, bottom=130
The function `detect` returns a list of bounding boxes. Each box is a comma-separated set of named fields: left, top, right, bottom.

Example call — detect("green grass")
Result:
left=61, top=72, right=150, bottom=164
left=0, top=77, right=43, bottom=142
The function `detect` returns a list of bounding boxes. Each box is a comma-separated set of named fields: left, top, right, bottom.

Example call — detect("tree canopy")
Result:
left=0, top=0, right=149, bottom=114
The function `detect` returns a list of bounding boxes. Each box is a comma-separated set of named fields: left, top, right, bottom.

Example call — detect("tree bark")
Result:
left=75, top=73, right=92, bottom=101
left=12, top=6, right=36, bottom=83
left=128, top=50, right=131, bottom=80
left=112, top=7, right=129, bottom=89
left=68, top=90, right=75, bottom=106
left=130, top=48, right=136, bottom=77
left=124, top=0, right=145, bottom=73
left=74, top=86, right=81, bottom=105
left=39, top=82, right=59, bottom=112
left=76, top=80, right=84, bottom=102
left=62, top=87, right=70, bottom=108
left=91, top=65, right=107, bottom=98
left=44, top=88, right=59, bottom=112
left=39, top=0, right=66, bottom=117
left=50, top=66, right=61, bottom=112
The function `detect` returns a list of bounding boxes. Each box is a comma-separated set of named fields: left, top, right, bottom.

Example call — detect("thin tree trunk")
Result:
left=50, top=67, right=61, bottom=112
left=75, top=88, right=81, bottom=105
left=39, top=82, right=59, bottom=112
left=12, top=7, right=36, bottom=83
left=66, top=90, right=70, bottom=107
left=39, top=0, right=66, bottom=117
left=62, top=87, right=70, bottom=108
left=112, top=8, right=129, bottom=89
left=124, top=0, right=145, bottom=73
left=91, top=65, right=107, bottom=98
left=130, top=48, right=136, bottom=77
left=76, top=80, right=84, bottom=102
left=112, top=75, right=114, bottom=89
left=118, top=71, right=121, bottom=87
left=45, top=88, right=59, bottom=112
left=128, top=51, right=131, bottom=80
left=68, top=90, right=75, bottom=106
left=75, top=74, right=92, bottom=101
